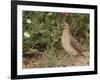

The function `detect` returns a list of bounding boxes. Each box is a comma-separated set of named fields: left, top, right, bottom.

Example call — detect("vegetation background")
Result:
left=22, top=11, right=89, bottom=68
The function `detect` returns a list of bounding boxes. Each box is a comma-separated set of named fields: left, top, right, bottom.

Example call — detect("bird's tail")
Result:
left=81, top=49, right=89, bottom=58
left=82, top=48, right=89, bottom=52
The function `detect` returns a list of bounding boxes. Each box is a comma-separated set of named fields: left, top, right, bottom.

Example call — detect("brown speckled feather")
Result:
left=70, top=35, right=83, bottom=53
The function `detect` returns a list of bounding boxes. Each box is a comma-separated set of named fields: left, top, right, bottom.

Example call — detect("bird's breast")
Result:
left=61, top=31, right=71, bottom=50
left=61, top=30, right=78, bottom=55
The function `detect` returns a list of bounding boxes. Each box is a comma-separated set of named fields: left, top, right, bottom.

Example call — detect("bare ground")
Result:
left=22, top=49, right=89, bottom=69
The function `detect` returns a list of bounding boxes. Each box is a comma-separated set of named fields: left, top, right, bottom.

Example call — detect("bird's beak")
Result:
left=61, top=23, right=67, bottom=29
left=61, top=23, right=65, bottom=29
left=60, top=21, right=70, bottom=30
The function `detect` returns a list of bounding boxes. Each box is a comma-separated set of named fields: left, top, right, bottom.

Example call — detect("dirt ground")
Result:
left=22, top=49, right=89, bottom=69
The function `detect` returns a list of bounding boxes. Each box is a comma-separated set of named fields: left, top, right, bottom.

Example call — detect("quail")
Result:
left=61, top=22, right=86, bottom=56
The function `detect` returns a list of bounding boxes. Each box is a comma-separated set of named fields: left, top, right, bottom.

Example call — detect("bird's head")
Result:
left=61, top=22, right=69, bottom=31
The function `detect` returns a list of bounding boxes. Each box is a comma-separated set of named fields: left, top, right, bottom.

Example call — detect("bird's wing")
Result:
left=70, top=35, right=83, bottom=53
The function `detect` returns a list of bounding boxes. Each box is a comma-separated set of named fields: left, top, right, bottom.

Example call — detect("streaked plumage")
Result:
left=61, top=22, right=85, bottom=56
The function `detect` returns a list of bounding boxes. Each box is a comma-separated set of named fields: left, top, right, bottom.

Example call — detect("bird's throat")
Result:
left=62, top=29, right=70, bottom=42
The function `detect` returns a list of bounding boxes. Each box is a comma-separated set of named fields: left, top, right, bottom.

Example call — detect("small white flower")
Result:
left=47, top=13, right=53, bottom=16
left=26, top=19, right=32, bottom=24
left=24, top=32, right=30, bottom=38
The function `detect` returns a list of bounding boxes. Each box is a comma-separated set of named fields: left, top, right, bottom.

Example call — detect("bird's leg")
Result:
left=65, top=53, right=75, bottom=66
left=69, top=53, right=75, bottom=65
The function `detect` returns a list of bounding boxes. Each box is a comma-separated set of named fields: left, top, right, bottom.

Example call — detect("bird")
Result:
left=61, top=22, right=86, bottom=57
